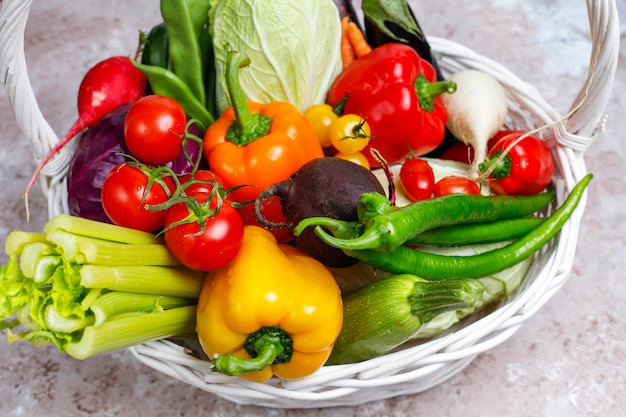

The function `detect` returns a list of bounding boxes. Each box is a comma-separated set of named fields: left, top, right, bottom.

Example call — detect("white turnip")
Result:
left=440, top=69, right=508, bottom=180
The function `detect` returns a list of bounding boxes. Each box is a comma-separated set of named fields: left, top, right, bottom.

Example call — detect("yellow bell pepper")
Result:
left=196, top=225, right=343, bottom=382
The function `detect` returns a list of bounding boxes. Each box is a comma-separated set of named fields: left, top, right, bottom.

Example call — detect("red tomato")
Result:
left=433, top=175, right=481, bottom=197
left=124, top=95, right=187, bottom=165
left=399, top=158, right=435, bottom=201
left=179, top=170, right=226, bottom=197
left=439, top=130, right=525, bottom=164
left=163, top=192, right=244, bottom=271
left=101, top=162, right=175, bottom=232
left=484, top=133, right=555, bottom=195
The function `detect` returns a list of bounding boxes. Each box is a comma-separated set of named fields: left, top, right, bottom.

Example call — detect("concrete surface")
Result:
left=1, top=0, right=625, bottom=416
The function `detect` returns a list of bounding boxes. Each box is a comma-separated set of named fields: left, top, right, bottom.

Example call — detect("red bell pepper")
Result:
left=326, top=43, right=456, bottom=167
left=479, top=132, right=555, bottom=195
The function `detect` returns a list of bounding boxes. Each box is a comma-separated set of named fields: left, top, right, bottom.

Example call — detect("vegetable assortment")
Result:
left=2, top=0, right=593, bottom=382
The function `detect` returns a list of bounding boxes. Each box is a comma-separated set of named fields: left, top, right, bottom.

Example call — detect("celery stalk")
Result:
left=80, top=288, right=104, bottom=310
left=4, top=231, right=48, bottom=256
left=45, top=230, right=181, bottom=266
left=18, top=242, right=57, bottom=279
left=2, top=214, right=204, bottom=359
left=45, top=304, right=95, bottom=332
left=44, top=214, right=163, bottom=245
left=79, top=265, right=204, bottom=298
left=65, top=305, right=197, bottom=359
left=33, top=255, right=62, bottom=283
left=89, top=291, right=196, bottom=326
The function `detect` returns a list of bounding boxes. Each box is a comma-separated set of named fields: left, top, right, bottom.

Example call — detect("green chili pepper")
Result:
left=407, top=216, right=545, bottom=247
left=295, top=188, right=556, bottom=253
left=132, top=59, right=214, bottom=128
left=311, top=174, right=592, bottom=280
left=160, top=0, right=206, bottom=105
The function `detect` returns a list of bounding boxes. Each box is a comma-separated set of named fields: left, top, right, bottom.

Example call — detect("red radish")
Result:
left=24, top=55, right=147, bottom=198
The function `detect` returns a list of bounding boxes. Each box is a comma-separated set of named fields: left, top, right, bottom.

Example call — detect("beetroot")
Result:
left=254, top=157, right=385, bottom=268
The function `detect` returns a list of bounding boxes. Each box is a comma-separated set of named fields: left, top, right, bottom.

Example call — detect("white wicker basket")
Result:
left=0, top=0, right=619, bottom=409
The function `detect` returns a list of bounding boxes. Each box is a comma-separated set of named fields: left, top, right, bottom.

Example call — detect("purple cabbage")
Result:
left=67, top=104, right=203, bottom=223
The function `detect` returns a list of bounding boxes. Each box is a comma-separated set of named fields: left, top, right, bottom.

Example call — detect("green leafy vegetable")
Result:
left=211, top=0, right=343, bottom=113
left=1, top=214, right=203, bottom=359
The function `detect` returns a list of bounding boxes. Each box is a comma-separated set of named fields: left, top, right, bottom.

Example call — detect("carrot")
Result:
left=340, top=16, right=355, bottom=69
left=347, top=20, right=372, bottom=57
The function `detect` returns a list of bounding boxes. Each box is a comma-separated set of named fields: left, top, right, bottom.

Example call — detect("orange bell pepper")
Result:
left=196, top=225, right=343, bottom=382
left=202, top=52, right=324, bottom=241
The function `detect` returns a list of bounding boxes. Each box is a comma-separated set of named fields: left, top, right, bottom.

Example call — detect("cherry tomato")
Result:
left=399, top=158, right=435, bottom=201
left=433, top=175, right=481, bottom=197
left=334, top=151, right=371, bottom=169
left=163, top=191, right=244, bottom=271
left=101, top=162, right=175, bottom=232
left=124, top=95, right=187, bottom=165
left=329, top=114, right=371, bottom=154
left=483, top=132, right=555, bottom=195
left=304, top=104, right=338, bottom=148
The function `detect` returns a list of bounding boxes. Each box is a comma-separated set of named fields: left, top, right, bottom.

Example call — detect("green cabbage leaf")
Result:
left=211, top=0, right=343, bottom=113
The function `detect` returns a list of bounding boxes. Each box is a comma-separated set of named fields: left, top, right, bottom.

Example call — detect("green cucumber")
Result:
left=141, top=22, right=169, bottom=95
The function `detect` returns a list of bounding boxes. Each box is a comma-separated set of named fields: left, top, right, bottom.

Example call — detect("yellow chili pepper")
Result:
left=196, top=225, right=343, bottom=382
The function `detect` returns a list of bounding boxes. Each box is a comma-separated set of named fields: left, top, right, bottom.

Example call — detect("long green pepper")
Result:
left=295, top=186, right=556, bottom=252
left=313, top=174, right=592, bottom=280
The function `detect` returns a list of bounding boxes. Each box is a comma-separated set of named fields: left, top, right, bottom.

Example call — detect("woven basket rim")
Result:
left=0, top=0, right=620, bottom=409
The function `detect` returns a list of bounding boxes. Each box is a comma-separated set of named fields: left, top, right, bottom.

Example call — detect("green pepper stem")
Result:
left=225, top=51, right=272, bottom=146
left=313, top=225, right=384, bottom=251
left=415, top=74, right=456, bottom=112
left=293, top=217, right=363, bottom=239
left=212, top=332, right=287, bottom=376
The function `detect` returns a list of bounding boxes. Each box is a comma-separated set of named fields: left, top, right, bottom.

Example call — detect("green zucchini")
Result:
left=326, top=274, right=484, bottom=365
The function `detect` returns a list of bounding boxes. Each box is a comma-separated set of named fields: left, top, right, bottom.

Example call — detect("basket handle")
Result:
left=1, top=0, right=73, bottom=217
left=1, top=0, right=60, bottom=163
left=550, top=0, right=620, bottom=152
